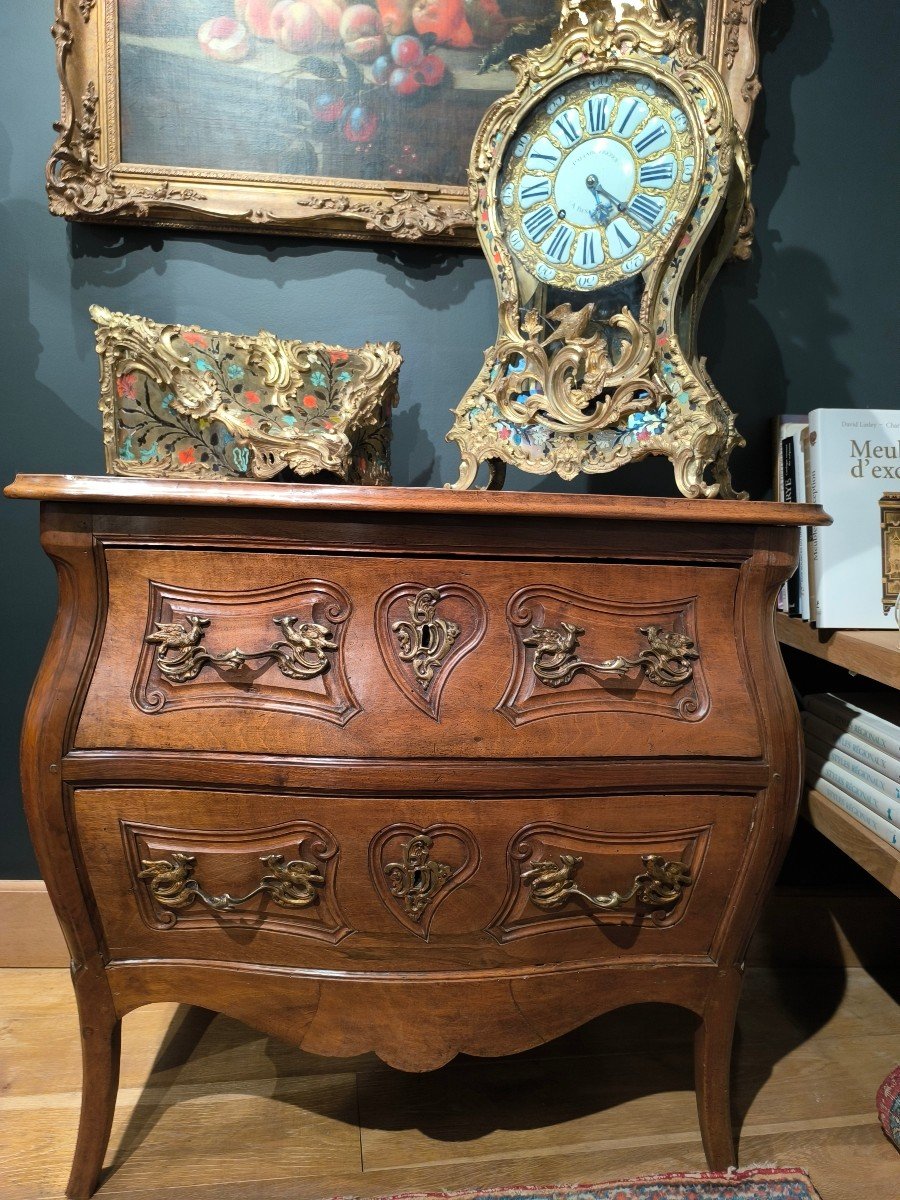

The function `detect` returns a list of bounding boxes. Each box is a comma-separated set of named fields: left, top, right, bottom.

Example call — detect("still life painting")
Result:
left=49, top=2, right=757, bottom=244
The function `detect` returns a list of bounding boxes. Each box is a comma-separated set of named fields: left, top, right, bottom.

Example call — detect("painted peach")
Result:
left=313, top=0, right=347, bottom=38
left=412, top=0, right=472, bottom=49
left=197, top=16, right=251, bottom=61
left=463, top=0, right=505, bottom=46
left=272, top=1, right=318, bottom=48
left=339, top=4, right=387, bottom=61
left=235, top=0, right=282, bottom=39
left=273, top=0, right=346, bottom=50
left=375, top=0, right=415, bottom=36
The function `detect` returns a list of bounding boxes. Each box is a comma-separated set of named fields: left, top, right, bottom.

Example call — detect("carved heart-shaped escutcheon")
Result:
left=374, top=583, right=487, bottom=720
left=369, top=823, right=480, bottom=940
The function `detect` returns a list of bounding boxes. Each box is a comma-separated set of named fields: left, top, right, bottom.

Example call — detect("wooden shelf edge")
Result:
left=801, top=788, right=900, bottom=899
left=775, top=613, right=900, bottom=689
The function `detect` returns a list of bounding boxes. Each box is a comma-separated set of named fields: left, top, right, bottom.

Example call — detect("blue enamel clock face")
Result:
left=498, top=72, right=697, bottom=291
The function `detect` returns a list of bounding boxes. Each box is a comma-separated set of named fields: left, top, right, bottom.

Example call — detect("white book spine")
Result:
left=806, top=748, right=900, bottom=830
left=775, top=427, right=787, bottom=613
left=801, top=425, right=817, bottom=621
left=775, top=419, right=809, bottom=614
left=804, top=693, right=900, bottom=759
left=802, top=711, right=900, bottom=784
left=808, top=776, right=900, bottom=850
left=805, top=733, right=900, bottom=801
left=807, top=411, right=825, bottom=626
left=792, top=428, right=810, bottom=621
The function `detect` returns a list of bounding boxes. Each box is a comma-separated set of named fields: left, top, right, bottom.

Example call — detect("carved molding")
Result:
left=132, top=578, right=359, bottom=724
left=296, top=191, right=468, bottom=242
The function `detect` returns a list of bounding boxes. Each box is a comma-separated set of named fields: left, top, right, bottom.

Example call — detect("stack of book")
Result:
left=802, top=692, right=900, bottom=851
left=774, top=409, right=900, bottom=629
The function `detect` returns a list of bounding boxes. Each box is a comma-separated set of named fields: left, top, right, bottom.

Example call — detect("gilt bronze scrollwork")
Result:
left=391, top=589, right=461, bottom=691
left=383, top=834, right=453, bottom=922
left=138, top=850, right=325, bottom=916
left=144, top=613, right=338, bottom=683
left=525, top=623, right=699, bottom=689
left=522, top=853, right=692, bottom=914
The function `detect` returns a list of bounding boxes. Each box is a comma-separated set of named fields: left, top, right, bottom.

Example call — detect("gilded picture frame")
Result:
left=48, top=0, right=764, bottom=247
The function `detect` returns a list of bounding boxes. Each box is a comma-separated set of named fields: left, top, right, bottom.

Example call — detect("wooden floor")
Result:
left=1, top=967, right=897, bottom=1200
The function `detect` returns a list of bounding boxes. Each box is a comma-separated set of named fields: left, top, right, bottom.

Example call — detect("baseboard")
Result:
left=1, top=879, right=896, bottom=970
left=0, top=881, right=69, bottom=967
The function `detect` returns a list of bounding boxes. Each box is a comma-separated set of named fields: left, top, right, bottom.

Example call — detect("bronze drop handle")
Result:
left=522, top=853, right=692, bottom=912
left=525, top=623, right=699, bottom=689
left=138, top=851, right=325, bottom=915
left=144, top=613, right=337, bottom=683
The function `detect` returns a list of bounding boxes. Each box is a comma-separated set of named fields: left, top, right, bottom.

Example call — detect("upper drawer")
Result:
left=74, top=548, right=761, bottom=759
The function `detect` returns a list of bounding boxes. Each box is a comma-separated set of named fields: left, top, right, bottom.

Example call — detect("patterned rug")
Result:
left=332, top=1167, right=822, bottom=1200
left=876, top=1064, right=900, bottom=1150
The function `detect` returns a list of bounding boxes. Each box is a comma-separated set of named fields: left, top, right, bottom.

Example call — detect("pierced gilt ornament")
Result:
left=144, top=613, right=338, bottom=682
left=384, top=834, right=453, bottom=922
left=392, top=589, right=461, bottom=692
left=526, top=622, right=699, bottom=689
left=522, top=851, right=692, bottom=913
left=138, top=850, right=326, bottom=916
left=446, top=0, right=749, bottom=498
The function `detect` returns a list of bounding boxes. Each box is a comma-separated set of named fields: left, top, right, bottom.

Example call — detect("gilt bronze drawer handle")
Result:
left=391, top=588, right=461, bottom=689
left=522, top=853, right=692, bottom=913
left=138, top=851, right=325, bottom=914
left=524, top=622, right=699, bottom=689
left=144, top=613, right=338, bottom=683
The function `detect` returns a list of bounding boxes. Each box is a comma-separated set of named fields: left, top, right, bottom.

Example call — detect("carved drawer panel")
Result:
left=131, top=576, right=357, bottom=722
left=73, top=789, right=758, bottom=972
left=74, top=548, right=759, bottom=758
left=124, top=819, right=350, bottom=944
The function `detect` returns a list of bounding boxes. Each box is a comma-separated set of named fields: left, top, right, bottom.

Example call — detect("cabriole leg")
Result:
left=694, top=966, right=742, bottom=1170
left=66, top=975, right=121, bottom=1200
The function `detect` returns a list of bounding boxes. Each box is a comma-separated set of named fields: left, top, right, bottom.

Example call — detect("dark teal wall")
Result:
left=1, top=2, right=895, bottom=875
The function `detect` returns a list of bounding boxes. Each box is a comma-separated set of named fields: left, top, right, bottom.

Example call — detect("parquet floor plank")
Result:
left=0, top=967, right=896, bottom=1200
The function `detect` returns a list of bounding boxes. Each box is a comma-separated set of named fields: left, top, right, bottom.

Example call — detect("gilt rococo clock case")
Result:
left=447, top=0, right=750, bottom=499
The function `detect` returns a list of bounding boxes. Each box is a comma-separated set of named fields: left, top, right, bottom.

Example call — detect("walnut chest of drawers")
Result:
left=6, top=473, right=828, bottom=1198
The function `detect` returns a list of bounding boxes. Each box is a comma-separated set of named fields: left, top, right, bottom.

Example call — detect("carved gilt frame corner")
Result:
left=47, top=0, right=766, bottom=247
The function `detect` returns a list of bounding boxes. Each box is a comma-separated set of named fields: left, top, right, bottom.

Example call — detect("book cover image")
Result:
left=807, top=409, right=900, bottom=629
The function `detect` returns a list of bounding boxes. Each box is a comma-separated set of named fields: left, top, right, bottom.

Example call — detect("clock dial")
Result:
left=498, top=72, right=697, bottom=290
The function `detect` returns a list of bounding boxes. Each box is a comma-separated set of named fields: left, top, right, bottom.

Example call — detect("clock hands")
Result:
left=586, top=173, right=627, bottom=224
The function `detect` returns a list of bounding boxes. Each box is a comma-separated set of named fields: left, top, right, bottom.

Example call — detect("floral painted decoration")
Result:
left=93, top=306, right=402, bottom=484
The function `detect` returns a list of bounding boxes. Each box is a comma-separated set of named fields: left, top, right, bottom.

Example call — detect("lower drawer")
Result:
left=73, top=788, right=759, bottom=972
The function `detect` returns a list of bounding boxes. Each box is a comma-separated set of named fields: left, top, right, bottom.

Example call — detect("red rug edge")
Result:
left=326, top=1164, right=819, bottom=1200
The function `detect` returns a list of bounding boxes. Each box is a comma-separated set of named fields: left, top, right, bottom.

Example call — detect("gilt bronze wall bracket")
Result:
left=138, top=851, right=325, bottom=915
left=525, top=623, right=699, bottom=689
left=144, top=613, right=338, bottom=683
left=522, top=852, right=692, bottom=914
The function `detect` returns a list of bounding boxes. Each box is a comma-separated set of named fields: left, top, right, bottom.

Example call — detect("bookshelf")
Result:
left=803, top=789, right=900, bottom=896
left=775, top=614, right=900, bottom=690
left=775, top=613, right=900, bottom=898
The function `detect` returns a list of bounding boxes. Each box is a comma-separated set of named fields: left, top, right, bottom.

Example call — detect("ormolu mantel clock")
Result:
left=447, top=0, right=750, bottom=498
